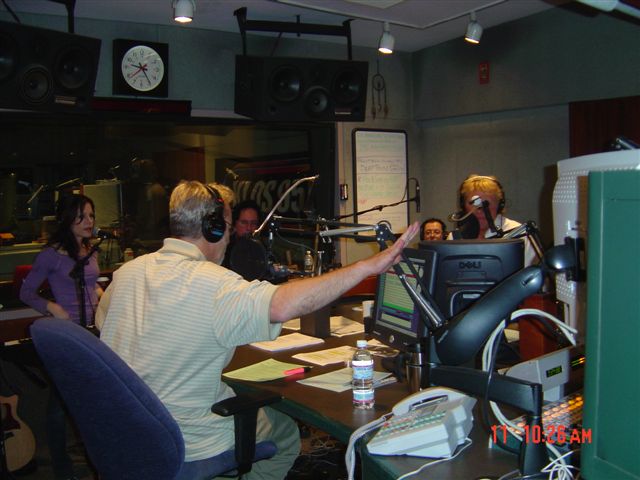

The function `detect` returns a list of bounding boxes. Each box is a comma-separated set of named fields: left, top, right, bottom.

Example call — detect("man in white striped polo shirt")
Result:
left=97, top=180, right=419, bottom=480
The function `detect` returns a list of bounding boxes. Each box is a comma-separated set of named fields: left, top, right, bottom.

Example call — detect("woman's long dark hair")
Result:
left=48, top=194, right=95, bottom=261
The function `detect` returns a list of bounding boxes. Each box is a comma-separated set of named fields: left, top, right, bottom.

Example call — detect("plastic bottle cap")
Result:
left=356, top=340, right=368, bottom=348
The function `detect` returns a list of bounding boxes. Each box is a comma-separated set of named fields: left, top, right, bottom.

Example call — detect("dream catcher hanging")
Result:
left=371, top=58, right=388, bottom=119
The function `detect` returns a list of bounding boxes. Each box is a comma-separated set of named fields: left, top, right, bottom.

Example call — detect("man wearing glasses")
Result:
left=233, top=199, right=262, bottom=239
left=223, top=199, right=262, bottom=269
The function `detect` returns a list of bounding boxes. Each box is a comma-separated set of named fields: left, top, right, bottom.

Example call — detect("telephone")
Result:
left=367, top=387, right=476, bottom=458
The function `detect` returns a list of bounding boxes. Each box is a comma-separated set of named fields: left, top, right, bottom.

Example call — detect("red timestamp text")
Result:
left=491, top=424, right=592, bottom=445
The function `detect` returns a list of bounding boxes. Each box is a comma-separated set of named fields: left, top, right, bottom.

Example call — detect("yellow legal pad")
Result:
left=223, top=358, right=309, bottom=382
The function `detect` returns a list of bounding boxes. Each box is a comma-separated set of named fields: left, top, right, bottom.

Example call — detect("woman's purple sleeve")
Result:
left=19, top=248, right=53, bottom=315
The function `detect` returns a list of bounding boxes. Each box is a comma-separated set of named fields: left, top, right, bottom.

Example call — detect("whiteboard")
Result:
left=353, top=129, right=408, bottom=232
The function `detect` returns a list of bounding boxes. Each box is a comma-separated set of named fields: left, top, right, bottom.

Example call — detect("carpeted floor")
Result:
left=286, top=424, right=356, bottom=480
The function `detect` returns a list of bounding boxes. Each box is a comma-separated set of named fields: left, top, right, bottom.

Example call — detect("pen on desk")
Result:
left=283, top=366, right=312, bottom=376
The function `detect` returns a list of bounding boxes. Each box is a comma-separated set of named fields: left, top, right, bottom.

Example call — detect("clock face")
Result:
left=120, top=45, right=165, bottom=92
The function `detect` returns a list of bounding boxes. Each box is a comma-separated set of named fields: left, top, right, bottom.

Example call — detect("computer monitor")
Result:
left=418, top=238, right=524, bottom=319
left=370, top=248, right=435, bottom=351
left=552, top=149, right=640, bottom=340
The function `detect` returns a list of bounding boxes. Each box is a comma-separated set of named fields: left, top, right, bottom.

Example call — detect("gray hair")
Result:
left=169, top=180, right=229, bottom=238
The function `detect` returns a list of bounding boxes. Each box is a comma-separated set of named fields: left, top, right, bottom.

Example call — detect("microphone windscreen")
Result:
left=229, top=236, right=268, bottom=281
left=455, top=214, right=480, bottom=240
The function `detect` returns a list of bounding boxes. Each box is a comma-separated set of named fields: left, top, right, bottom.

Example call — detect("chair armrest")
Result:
left=211, top=391, right=282, bottom=475
left=211, top=391, right=281, bottom=417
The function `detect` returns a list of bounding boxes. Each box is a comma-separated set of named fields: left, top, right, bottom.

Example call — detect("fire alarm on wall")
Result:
left=478, top=62, right=490, bottom=84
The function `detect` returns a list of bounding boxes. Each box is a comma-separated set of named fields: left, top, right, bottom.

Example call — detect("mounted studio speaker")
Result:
left=235, top=55, right=368, bottom=122
left=0, top=21, right=101, bottom=112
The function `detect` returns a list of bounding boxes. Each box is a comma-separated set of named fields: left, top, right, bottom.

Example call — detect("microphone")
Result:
left=414, top=180, right=421, bottom=213
left=93, top=227, right=117, bottom=240
left=453, top=214, right=479, bottom=239
left=448, top=196, right=482, bottom=222
left=480, top=200, right=501, bottom=235
left=225, top=168, right=239, bottom=180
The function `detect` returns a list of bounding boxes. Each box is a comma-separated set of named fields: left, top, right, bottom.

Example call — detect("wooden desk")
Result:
left=0, top=309, right=41, bottom=343
left=225, top=332, right=407, bottom=444
left=225, top=331, right=522, bottom=479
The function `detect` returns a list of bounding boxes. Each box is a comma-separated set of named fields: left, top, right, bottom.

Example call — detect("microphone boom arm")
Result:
left=254, top=175, right=319, bottom=236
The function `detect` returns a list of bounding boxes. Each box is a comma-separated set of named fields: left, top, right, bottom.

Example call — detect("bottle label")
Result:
left=353, top=388, right=374, bottom=403
left=352, top=361, right=374, bottom=380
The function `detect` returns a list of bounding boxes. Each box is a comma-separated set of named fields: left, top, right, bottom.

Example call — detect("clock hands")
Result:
left=127, top=62, right=152, bottom=85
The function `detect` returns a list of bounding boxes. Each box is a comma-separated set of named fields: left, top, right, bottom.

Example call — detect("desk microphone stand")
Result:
left=69, top=240, right=102, bottom=328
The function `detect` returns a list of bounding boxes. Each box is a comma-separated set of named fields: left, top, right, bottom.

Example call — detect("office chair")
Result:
left=30, top=318, right=280, bottom=480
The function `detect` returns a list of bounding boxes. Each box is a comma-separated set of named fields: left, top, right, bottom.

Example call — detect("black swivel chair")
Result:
left=30, top=317, right=281, bottom=480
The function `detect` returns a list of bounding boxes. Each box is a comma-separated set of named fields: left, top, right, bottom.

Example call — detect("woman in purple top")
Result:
left=20, top=194, right=103, bottom=325
left=20, top=193, right=103, bottom=480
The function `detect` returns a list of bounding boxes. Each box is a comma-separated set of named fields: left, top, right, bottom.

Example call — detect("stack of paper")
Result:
left=292, top=345, right=356, bottom=366
left=223, top=358, right=308, bottom=382
left=297, top=367, right=395, bottom=393
left=250, top=332, right=324, bottom=352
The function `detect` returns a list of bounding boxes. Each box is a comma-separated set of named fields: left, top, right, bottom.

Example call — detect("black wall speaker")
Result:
left=0, top=21, right=101, bottom=112
left=235, top=55, right=368, bottom=122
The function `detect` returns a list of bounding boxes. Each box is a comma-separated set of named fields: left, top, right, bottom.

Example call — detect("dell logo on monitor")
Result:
left=459, top=260, right=482, bottom=269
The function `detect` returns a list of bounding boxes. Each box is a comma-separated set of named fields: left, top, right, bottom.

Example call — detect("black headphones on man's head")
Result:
left=458, top=175, right=506, bottom=214
left=201, top=185, right=226, bottom=243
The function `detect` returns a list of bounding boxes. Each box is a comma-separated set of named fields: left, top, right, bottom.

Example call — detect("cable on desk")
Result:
left=496, top=450, right=578, bottom=480
left=394, top=438, right=473, bottom=480
left=345, top=413, right=390, bottom=480
left=483, top=309, right=580, bottom=480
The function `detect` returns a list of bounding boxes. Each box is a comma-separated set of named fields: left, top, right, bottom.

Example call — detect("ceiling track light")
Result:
left=464, top=11, right=483, bottom=44
left=173, top=0, right=195, bottom=23
left=378, top=22, right=395, bottom=55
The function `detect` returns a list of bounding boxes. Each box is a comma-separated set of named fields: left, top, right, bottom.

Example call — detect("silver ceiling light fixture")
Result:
left=378, top=22, right=395, bottom=54
left=173, top=0, right=195, bottom=23
left=464, top=11, right=483, bottom=44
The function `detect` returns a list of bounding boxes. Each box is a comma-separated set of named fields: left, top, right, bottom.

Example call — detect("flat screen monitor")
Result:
left=552, top=149, right=640, bottom=340
left=418, top=238, right=524, bottom=319
left=371, top=248, right=435, bottom=352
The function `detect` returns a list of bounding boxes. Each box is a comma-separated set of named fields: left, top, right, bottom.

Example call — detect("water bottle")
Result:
left=303, top=250, right=314, bottom=273
left=352, top=339, right=375, bottom=409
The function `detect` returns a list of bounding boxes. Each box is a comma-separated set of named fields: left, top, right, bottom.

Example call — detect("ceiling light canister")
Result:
left=378, top=22, right=395, bottom=54
left=174, top=0, right=195, bottom=23
left=464, top=12, right=483, bottom=44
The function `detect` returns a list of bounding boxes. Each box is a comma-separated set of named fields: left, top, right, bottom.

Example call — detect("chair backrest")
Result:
left=30, top=318, right=184, bottom=480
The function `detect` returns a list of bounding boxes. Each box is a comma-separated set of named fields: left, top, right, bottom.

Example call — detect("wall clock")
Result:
left=112, top=39, right=168, bottom=97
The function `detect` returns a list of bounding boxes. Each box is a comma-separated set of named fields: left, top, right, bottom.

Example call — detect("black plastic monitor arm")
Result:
left=433, top=266, right=545, bottom=365
left=427, top=364, right=548, bottom=477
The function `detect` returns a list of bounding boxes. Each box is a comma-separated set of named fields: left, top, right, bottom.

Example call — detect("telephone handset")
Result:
left=391, top=387, right=468, bottom=416
left=368, top=387, right=476, bottom=458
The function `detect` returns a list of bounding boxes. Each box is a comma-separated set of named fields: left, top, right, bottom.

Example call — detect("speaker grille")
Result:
left=20, top=66, right=52, bottom=104
left=0, top=20, right=101, bottom=112
left=269, top=64, right=302, bottom=103
left=235, top=55, right=368, bottom=122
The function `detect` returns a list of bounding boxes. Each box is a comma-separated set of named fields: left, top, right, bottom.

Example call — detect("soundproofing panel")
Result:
left=0, top=21, right=101, bottom=112
left=235, top=55, right=368, bottom=122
